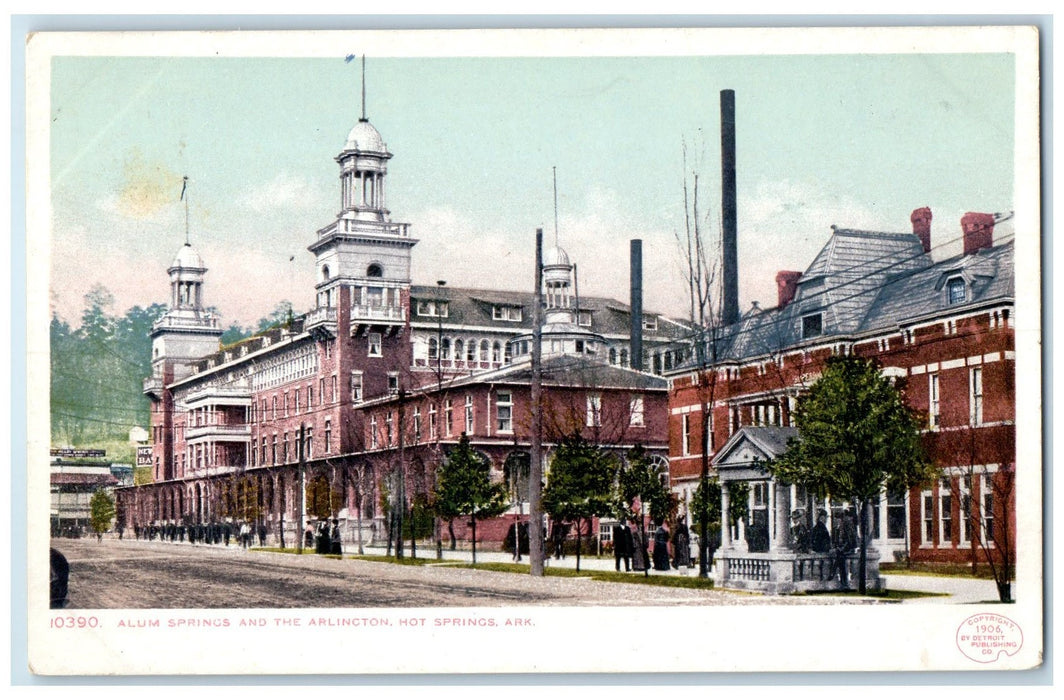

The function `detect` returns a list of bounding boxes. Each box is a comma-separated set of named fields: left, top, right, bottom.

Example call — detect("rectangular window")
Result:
left=307, top=385, right=313, bottom=412
left=444, top=399, right=453, bottom=437
left=887, top=492, right=907, bottom=540
left=331, top=375, right=338, bottom=403
left=681, top=414, right=692, bottom=456
left=417, top=300, right=448, bottom=317
left=294, top=389, right=300, bottom=414
left=578, top=311, right=592, bottom=327
left=413, top=406, right=422, bottom=443
left=305, top=427, right=313, bottom=460
left=981, top=475, right=995, bottom=545
left=493, top=305, right=523, bottom=321
left=802, top=313, right=823, bottom=338
left=388, top=373, right=400, bottom=395
left=587, top=393, right=602, bottom=427
left=947, top=277, right=967, bottom=305
left=959, top=475, right=972, bottom=546
left=272, top=436, right=277, bottom=465
left=929, top=373, right=940, bottom=429
left=284, top=392, right=289, bottom=417
left=922, top=491, right=934, bottom=544
left=642, top=316, right=657, bottom=331
left=351, top=371, right=363, bottom=403
left=465, top=394, right=475, bottom=434
left=970, top=367, right=984, bottom=426
left=496, top=391, right=513, bottom=432
left=320, top=378, right=325, bottom=406
left=386, top=413, right=394, bottom=446
left=272, top=396, right=278, bottom=420
left=368, top=332, right=383, bottom=357
left=282, top=432, right=289, bottom=463
left=370, top=416, right=378, bottom=449
left=324, top=420, right=332, bottom=454
left=629, top=395, right=645, bottom=427
left=429, top=403, right=438, bottom=440
left=939, top=478, right=952, bottom=547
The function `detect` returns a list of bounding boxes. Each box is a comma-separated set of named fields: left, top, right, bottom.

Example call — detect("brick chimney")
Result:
left=911, top=206, right=932, bottom=253
left=961, top=212, right=995, bottom=255
left=776, top=270, right=802, bottom=309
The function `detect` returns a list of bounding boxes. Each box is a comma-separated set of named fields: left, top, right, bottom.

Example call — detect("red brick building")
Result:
left=665, top=208, right=1015, bottom=566
left=119, top=94, right=681, bottom=549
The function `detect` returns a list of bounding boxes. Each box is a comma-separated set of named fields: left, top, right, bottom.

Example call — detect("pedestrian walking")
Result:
left=830, top=508, right=857, bottom=589
left=652, top=519, right=671, bottom=571
left=612, top=518, right=634, bottom=572
left=631, top=526, right=648, bottom=572
left=258, top=522, right=267, bottom=547
left=239, top=521, right=251, bottom=548
left=330, top=519, right=342, bottom=555
left=672, top=517, right=691, bottom=568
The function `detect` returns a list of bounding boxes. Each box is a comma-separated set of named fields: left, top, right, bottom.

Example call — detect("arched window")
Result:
left=620, top=349, right=629, bottom=367
left=321, top=265, right=331, bottom=281
left=480, top=339, right=490, bottom=362
left=366, top=263, right=383, bottom=278
left=454, top=339, right=465, bottom=363
left=428, top=336, right=438, bottom=360
left=492, top=341, right=502, bottom=363
left=466, top=339, right=476, bottom=362
left=441, top=338, right=451, bottom=361
left=609, top=347, right=617, bottom=365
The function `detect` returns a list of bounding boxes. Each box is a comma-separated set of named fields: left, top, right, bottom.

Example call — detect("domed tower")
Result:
left=509, top=243, right=604, bottom=361
left=147, top=242, right=223, bottom=387
left=306, top=64, right=416, bottom=341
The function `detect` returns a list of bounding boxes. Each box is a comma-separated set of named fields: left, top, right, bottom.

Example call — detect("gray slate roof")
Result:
left=410, top=284, right=688, bottom=343
left=676, top=228, right=1014, bottom=370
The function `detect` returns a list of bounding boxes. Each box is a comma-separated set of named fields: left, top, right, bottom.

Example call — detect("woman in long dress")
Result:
left=631, top=526, right=648, bottom=571
left=652, top=520, right=672, bottom=571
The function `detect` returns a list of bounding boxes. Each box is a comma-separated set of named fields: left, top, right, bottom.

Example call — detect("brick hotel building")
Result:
left=665, top=207, right=1016, bottom=566
left=119, top=98, right=684, bottom=546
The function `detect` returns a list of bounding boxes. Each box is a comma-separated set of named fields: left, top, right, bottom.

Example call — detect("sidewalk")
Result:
left=97, top=535, right=1010, bottom=603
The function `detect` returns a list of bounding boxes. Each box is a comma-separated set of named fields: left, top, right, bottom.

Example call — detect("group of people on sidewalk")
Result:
left=305, top=518, right=343, bottom=555
left=131, top=520, right=268, bottom=548
left=611, top=517, right=703, bottom=573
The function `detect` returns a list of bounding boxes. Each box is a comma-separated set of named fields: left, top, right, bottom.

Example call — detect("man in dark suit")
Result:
left=612, top=518, right=634, bottom=572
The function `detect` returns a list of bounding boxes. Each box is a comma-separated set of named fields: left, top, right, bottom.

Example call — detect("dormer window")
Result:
left=492, top=305, right=522, bottom=321
left=417, top=300, right=448, bottom=318
left=642, top=316, right=658, bottom=331
left=802, top=313, right=823, bottom=339
left=947, top=277, right=967, bottom=305
left=578, top=311, right=592, bottom=327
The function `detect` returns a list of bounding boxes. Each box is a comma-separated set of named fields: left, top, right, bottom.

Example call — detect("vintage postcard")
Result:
left=25, top=26, right=1042, bottom=675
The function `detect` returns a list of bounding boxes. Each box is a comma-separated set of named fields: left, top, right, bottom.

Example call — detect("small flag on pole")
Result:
left=345, top=54, right=356, bottom=63
left=180, top=176, right=188, bottom=201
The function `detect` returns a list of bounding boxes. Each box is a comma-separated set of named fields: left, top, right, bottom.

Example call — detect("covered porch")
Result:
left=713, top=426, right=881, bottom=595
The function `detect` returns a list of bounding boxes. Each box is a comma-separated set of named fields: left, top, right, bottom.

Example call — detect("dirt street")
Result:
left=51, top=537, right=861, bottom=609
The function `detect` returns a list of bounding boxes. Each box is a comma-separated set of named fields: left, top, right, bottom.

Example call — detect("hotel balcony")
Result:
left=305, top=306, right=339, bottom=338
left=350, top=303, right=407, bottom=335
left=185, top=384, right=252, bottom=409
left=143, top=375, right=164, bottom=398
left=186, top=424, right=252, bottom=444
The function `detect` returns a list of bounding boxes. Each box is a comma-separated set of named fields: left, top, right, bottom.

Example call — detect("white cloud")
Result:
left=239, top=173, right=324, bottom=213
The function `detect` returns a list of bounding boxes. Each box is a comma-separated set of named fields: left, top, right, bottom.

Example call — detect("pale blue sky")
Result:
left=49, top=51, right=1016, bottom=328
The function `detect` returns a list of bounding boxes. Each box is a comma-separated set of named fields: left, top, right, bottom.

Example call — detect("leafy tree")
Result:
left=89, top=489, right=116, bottom=540
left=542, top=433, right=618, bottom=571
left=306, top=473, right=339, bottom=520
left=432, top=433, right=509, bottom=563
left=768, top=355, right=935, bottom=593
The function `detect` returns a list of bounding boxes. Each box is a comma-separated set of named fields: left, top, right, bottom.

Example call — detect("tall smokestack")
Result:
left=721, top=89, right=739, bottom=326
left=630, top=239, right=643, bottom=371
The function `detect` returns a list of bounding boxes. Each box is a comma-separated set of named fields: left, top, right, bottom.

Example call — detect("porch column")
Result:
left=772, top=480, right=792, bottom=552
left=721, top=484, right=732, bottom=549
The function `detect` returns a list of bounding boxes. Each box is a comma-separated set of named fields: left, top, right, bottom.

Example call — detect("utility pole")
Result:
left=397, top=387, right=408, bottom=560
left=297, top=423, right=306, bottom=554
left=435, top=280, right=446, bottom=560
left=529, top=228, right=545, bottom=576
